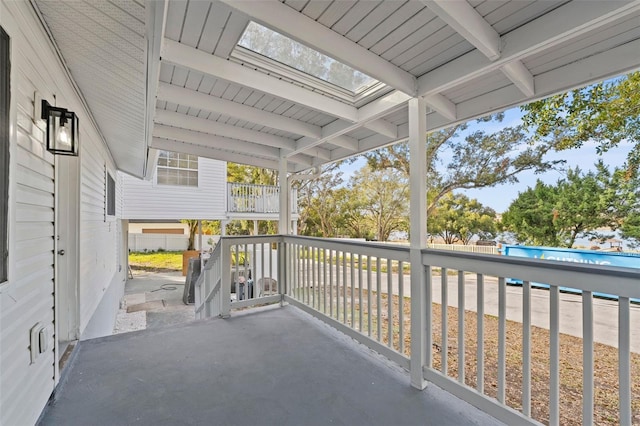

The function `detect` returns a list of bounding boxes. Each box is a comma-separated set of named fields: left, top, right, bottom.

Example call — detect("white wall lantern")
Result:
left=41, top=99, right=79, bottom=156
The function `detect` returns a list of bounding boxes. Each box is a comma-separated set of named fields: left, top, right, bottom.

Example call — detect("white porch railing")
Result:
left=194, top=235, right=283, bottom=319
left=285, top=236, right=412, bottom=370
left=195, top=235, right=639, bottom=425
left=420, top=249, right=638, bottom=426
left=194, top=241, right=222, bottom=319
left=227, top=183, right=298, bottom=214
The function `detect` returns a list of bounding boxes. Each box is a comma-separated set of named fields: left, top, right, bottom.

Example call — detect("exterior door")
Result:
left=54, top=153, right=80, bottom=373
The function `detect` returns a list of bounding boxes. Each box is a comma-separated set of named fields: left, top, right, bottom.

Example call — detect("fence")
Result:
left=428, top=243, right=499, bottom=255
left=128, top=233, right=219, bottom=252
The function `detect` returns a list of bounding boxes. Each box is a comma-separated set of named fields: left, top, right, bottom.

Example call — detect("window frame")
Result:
left=105, top=170, right=115, bottom=219
left=156, top=151, right=199, bottom=188
left=0, top=26, right=10, bottom=284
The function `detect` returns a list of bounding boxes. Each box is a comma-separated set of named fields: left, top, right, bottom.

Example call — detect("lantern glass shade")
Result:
left=42, top=100, right=79, bottom=156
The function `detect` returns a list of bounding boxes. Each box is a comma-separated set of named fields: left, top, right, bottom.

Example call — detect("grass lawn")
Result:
left=129, top=251, right=182, bottom=272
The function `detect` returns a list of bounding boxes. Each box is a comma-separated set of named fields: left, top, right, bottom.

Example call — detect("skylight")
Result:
left=238, top=22, right=378, bottom=94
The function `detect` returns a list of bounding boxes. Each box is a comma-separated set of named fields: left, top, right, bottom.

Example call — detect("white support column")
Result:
left=253, top=220, right=259, bottom=236
left=278, top=157, right=289, bottom=235
left=409, top=97, right=428, bottom=390
left=221, top=220, right=228, bottom=237
left=197, top=220, right=202, bottom=253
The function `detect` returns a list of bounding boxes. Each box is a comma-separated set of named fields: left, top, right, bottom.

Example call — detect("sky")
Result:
left=340, top=106, right=633, bottom=214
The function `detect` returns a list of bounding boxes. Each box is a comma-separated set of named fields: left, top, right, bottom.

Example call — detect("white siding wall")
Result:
left=0, top=2, right=125, bottom=424
left=78, top=129, right=121, bottom=334
left=121, top=157, right=227, bottom=220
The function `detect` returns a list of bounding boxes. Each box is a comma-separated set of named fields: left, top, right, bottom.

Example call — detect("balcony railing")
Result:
left=227, top=183, right=298, bottom=214
left=195, top=235, right=639, bottom=425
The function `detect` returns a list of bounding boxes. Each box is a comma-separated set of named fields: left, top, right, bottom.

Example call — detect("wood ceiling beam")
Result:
left=331, top=135, right=359, bottom=152
left=162, top=39, right=358, bottom=121
left=156, top=83, right=384, bottom=160
left=151, top=137, right=283, bottom=170
left=153, top=125, right=315, bottom=168
left=424, top=38, right=640, bottom=134
left=363, top=119, right=397, bottom=139
left=423, top=0, right=537, bottom=98
left=358, top=91, right=411, bottom=122
left=501, top=61, right=535, bottom=98
left=424, top=93, right=456, bottom=121
left=154, top=124, right=281, bottom=159
left=421, top=0, right=501, bottom=60
left=417, top=0, right=640, bottom=97
left=157, top=82, right=322, bottom=139
left=154, top=110, right=297, bottom=151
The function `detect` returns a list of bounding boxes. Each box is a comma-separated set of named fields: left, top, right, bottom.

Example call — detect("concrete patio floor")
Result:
left=41, top=305, right=502, bottom=426
left=114, top=270, right=195, bottom=333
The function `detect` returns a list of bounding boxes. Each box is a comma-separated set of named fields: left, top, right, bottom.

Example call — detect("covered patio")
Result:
left=30, top=0, right=640, bottom=425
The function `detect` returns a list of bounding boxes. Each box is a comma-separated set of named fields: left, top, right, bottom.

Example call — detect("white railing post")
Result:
left=549, top=286, right=560, bottom=426
left=279, top=157, right=289, bottom=235
left=278, top=237, right=286, bottom=306
left=220, top=238, right=231, bottom=318
left=408, top=96, right=427, bottom=390
left=194, top=276, right=203, bottom=320
left=582, top=291, right=594, bottom=425
left=619, top=296, right=631, bottom=426
left=203, top=269, right=211, bottom=317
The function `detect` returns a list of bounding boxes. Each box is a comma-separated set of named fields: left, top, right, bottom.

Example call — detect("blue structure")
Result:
left=501, top=245, right=640, bottom=301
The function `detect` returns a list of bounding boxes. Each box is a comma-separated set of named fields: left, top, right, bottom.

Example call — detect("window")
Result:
left=157, top=151, right=198, bottom=187
left=0, top=26, right=9, bottom=283
left=237, top=22, right=378, bottom=94
left=106, top=172, right=115, bottom=217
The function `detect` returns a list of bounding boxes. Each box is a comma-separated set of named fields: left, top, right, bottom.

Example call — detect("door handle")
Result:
left=57, top=249, right=65, bottom=256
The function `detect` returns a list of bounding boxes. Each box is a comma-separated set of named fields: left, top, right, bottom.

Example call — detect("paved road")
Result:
left=311, top=264, right=640, bottom=352
left=430, top=274, right=640, bottom=353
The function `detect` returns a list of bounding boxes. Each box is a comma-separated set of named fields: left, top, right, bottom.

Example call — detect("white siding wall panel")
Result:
left=0, top=2, right=125, bottom=424
left=0, top=38, right=57, bottom=426
left=78, top=130, right=120, bottom=332
left=121, top=158, right=227, bottom=220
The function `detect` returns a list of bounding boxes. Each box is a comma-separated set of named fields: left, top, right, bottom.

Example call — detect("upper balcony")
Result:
left=227, top=182, right=298, bottom=218
left=120, top=166, right=298, bottom=221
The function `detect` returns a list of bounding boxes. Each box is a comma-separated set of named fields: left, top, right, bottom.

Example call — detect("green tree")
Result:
left=603, top=165, right=640, bottom=245
left=521, top=72, right=640, bottom=170
left=336, top=187, right=374, bottom=240
left=297, top=165, right=344, bottom=237
left=348, top=165, right=408, bottom=241
left=502, top=181, right=560, bottom=246
left=181, top=219, right=199, bottom=250
left=365, top=114, right=561, bottom=215
left=427, top=193, right=497, bottom=244
left=502, top=165, right=630, bottom=248
left=621, top=215, right=640, bottom=247
left=227, top=163, right=277, bottom=185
